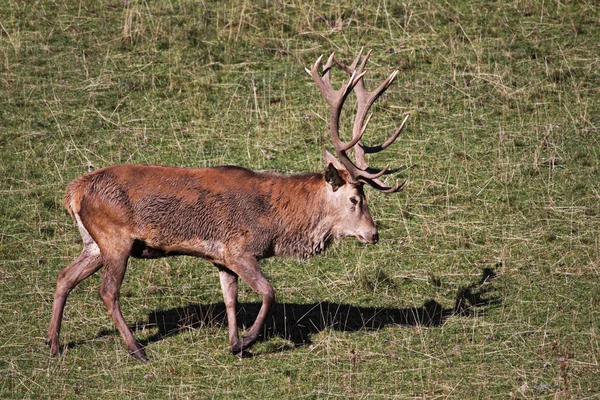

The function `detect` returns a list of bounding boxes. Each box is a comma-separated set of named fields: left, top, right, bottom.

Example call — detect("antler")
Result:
left=306, top=49, right=408, bottom=193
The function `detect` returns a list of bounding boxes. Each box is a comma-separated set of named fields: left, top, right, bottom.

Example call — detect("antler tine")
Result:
left=369, top=177, right=409, bottom=194
left=322, top=53, right=336, bottom=79
left=305, top=54, right=323, bottom=78
left=355, top=49, right=372, bottom=76
left=362, top=114, right=409, bottom=154
left=358, top=175, right=409, bottom=193
left=307, top=54, right=336, bottom=105
left=311, top=54, right=323, bottom=73
left=333, top=47, right=364, bottom=74
left=368, top=69, right=399, bottom=106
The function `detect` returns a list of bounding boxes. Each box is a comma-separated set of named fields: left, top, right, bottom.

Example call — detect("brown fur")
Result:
left=47, top=163, right=378, bottom=360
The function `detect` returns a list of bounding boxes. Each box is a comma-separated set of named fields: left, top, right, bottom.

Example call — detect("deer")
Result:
left=46, top=49, right=409, bottom=361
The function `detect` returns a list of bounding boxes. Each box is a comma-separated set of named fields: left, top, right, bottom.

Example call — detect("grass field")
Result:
left=1, top=0, right=599, bottom=398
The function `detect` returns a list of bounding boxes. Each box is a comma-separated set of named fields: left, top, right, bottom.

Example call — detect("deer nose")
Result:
left=372, top=232, right=379, bottom=244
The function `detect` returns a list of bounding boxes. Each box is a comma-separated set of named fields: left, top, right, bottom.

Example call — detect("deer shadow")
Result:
left=136, top=267, right=500, bottom=350
left=68, top=268, right=498, bottom=352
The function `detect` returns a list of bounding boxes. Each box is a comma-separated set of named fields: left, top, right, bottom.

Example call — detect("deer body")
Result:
left=66, top=163, right=376, bottom=262
left=47, top=50, right=409, bottom=361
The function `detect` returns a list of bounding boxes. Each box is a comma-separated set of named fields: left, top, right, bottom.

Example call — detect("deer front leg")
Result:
left=217, top=266, right=240, bottom=354
left=225, top=256, right=275, bottom=353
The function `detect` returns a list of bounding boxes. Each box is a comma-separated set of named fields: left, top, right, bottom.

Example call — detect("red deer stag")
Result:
left=46, top=49, right=409, bottom=361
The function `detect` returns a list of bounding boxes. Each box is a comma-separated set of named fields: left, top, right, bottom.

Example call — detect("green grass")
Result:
left=1, top=0, right=599, bottom=398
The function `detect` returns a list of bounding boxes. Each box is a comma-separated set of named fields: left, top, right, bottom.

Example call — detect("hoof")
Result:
left=230, top=343, right=242, bottom=355
left=46, top=338, right=60, bottom=357
left=230, top=347, right=252, bottom=358
left=229, top=343, right=252, bottom=358
left=129, top=346, right=149, bottom=362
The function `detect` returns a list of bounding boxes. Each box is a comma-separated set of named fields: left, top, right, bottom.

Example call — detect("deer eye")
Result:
left=350, top=196, right=359, bottom=205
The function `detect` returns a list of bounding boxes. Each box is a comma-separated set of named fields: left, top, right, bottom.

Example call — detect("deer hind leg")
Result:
left=217, top=265, right=240, bottom=353
left=224, top=256, right=275, bottom=354
left=47, top=214, right=103, bottom=356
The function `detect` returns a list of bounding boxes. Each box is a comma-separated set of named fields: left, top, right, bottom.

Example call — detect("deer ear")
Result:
left=325, top=163, right=346, bottom=192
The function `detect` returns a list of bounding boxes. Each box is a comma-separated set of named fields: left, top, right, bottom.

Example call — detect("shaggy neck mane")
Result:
left=270, top=173, right=334, bottom=259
